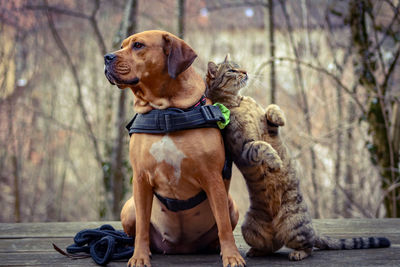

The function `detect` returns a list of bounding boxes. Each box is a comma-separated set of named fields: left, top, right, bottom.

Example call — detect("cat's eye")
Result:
left=228, top=69, right=238, bottom=73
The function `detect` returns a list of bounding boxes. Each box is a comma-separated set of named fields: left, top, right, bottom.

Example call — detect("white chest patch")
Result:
left=149, top=135, right=186, bottom=182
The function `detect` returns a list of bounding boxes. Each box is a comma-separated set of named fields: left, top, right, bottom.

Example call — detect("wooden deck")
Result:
left=0, top=219, right=399, bottom=266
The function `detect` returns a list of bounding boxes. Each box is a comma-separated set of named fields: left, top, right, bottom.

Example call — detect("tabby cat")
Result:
left=205, top=56, right=391, bottom=260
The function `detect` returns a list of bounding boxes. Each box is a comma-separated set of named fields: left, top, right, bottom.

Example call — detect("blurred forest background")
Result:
left=0, top=0, right=399, bottom=222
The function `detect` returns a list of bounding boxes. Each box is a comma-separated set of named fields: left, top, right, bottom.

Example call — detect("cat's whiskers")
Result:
left=245, top=75, right=267, bottom=94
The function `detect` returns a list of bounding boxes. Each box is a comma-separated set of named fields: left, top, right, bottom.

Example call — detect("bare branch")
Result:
left=375, top=47, right=399, bottom=209
left=25, top=1, right=107, bottom=56
left=375, top=182, right=400, bottom=217
left=374, top=1, right=400, bottom=50
left=381, top=45, right=400, bottom=91
left=384, top=0, right=400, bottom=14
left=254, top=57, right=367, bottom=114
left=24, top=4, right=90, bottom=19
left=366, top=7, right=387, bottom=75
left=44, top=0, right=103, bottom=168
left=205, top=0, right=267, bottom=12
left=278, top=0, right=319, bottom=218
left=335, top=181, right=374, bottom=218
left=89, top=0, right=107, bottom=55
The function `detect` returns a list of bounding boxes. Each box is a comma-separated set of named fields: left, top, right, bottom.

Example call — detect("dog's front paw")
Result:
left=221, top=248, right=246, bottom=267
left=127, top=250, right=151, bottom=267
left=265, top=104, right=286, bottom=126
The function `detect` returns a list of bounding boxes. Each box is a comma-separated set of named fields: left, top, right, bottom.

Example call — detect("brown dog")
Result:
left=104, top=30, right=245, bottom=267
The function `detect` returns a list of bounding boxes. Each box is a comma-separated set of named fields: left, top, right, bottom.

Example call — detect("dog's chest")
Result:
left=149, top=135, right=186, bottom=184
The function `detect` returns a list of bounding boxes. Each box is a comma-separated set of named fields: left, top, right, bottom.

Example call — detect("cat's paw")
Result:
left=288, top=250, right=311, bottom=261
left=258, top=142, right=282, bottom=171
left=264, top=154, right=283, bottom=172
left=266, top=104, right=286, bottom=126
left=253, top=141, right=283, bottom=171
left=243, top=141, right=282, bottom=171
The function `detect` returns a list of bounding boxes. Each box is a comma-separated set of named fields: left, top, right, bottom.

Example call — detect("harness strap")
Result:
left=126, top=105, right=224, bottom=135
left=154, top=190, right=207, bottom=212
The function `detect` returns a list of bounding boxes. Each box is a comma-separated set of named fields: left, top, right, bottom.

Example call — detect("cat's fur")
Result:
left=205, top=57, right=391, bottom=260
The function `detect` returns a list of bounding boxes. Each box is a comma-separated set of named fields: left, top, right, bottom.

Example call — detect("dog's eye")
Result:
left=133, top=42, right=144, bottom=50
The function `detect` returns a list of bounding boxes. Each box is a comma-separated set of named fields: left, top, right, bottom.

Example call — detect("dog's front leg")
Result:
left=204, top=173, right=246, bottom=267
left=128, top=174, right=153, bottom=267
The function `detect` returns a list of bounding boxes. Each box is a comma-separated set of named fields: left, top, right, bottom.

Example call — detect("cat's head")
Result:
left=205, top=55, right=248, bottom=97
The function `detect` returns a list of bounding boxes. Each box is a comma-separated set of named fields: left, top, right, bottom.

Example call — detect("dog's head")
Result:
left=104, top=30, right=197, bottom=106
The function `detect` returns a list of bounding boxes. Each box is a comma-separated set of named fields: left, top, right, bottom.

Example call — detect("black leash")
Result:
left=53, top=224, right=134, bottom=265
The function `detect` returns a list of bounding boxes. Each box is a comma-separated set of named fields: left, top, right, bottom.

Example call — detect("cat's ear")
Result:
left=224, top=54, right=230, bottom=63
left=207, top=61, right=218, bottom=78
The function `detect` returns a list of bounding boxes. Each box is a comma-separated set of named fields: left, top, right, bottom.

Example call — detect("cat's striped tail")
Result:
left=315, top=235, right=391, bottom=250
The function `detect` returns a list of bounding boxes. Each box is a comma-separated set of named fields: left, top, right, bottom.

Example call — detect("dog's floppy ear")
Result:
left=163, top=34, right=197, bottom=79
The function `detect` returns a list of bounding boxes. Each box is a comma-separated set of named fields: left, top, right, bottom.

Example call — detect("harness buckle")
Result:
left=200, top=105, right=225, bottom=123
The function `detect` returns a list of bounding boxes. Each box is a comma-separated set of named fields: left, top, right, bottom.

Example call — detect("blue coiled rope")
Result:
left=55, top=224, right=134, bottom=265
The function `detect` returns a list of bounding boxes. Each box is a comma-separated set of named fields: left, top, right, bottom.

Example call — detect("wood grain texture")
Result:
left=0, top=219, right=399, bottom=266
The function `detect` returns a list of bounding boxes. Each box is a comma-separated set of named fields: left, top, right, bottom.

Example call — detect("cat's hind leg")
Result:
left=274, top=190, right=315, bottom=261
left=241, top=211, right=283, bottom=257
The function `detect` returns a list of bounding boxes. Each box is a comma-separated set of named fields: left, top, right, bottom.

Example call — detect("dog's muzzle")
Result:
left=104, top=53, right=117, bottom=85
left=104, top=53, right=116, bottom=65
left=104, top=53, right=139, bottom=86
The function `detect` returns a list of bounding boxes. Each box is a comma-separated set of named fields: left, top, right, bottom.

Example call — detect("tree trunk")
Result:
left=279, top=0, right=320, bottom=218
left=12, top=155, right=21, bottom=223
left=343, top=91, right=357, bottom=217
left=178, top=0, right=185, bottom=39
left=110, top=91, right=127, bottom=219
left=390, top=102, right=400, bottom=167
left=333, top=82, right=343, bottom=217
left=268, top=0, right=276, bottom=103
left=348, top=0, right=400, bottom=217
left=110, top=0, right=138, bottom=219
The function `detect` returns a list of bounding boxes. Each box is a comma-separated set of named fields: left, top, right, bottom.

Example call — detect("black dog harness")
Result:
left=126, top=96, right=232, bottom=212
left=126, top=97, right=224, bottom=135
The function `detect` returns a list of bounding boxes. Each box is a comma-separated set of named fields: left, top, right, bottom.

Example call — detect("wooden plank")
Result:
left=0, top=237, right=246, bottom=253
left=0, top=219, right=399, bottom=266
left=0, top=238, right=72, bottom=253
left=0, top=246, right=399, bottom=267
left=313, top=219, right=400, bottom=235
left=0, top=222, right=122, bottom=239
left=243, top=246, right=400, bottom=266
left=0, top=252, right=103, bottom=266
left=1, top=219, right=398, bottom=238
left=313, top=219, right=400, bottom=243
left=1, top=219, right=399, bottom=242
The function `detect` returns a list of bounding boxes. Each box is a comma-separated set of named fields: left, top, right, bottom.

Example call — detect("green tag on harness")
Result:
left=213, top=103, right=230, bottom=129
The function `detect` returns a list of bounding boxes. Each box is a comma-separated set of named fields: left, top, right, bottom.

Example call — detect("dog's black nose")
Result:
left=104, top=53, right=116, bottom=64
